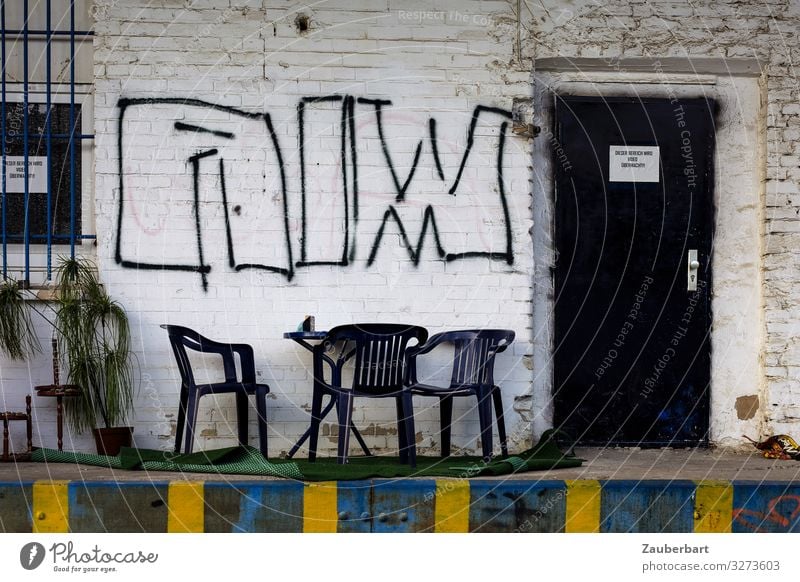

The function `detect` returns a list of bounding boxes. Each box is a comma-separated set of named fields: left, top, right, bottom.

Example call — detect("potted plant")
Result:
left=0, top=257, right=135, bottom=455
left=54, top=257, right=134, bottom=455
left=0, top=278, right=40, bottom=361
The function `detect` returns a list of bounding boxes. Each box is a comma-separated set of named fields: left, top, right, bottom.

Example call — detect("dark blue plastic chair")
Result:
left=308, top=323, right=428, bottom=466
left=161, top=324, right=270, bottom=456
left=406, top=329, right=515, bottom=460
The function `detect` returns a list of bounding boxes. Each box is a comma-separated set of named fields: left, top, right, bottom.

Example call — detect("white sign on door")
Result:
left=4, top=156, right=48, bottom=193
left=609, top=146, right=660, bottom=183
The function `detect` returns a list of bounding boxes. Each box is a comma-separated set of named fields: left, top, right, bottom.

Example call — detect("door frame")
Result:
left=530, top=64, right=765, bottom=448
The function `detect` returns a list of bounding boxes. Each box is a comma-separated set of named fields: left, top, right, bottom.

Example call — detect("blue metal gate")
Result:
left=1, top=0, right=94, bottom=284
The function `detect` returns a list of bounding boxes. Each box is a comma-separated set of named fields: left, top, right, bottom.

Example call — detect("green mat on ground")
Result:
left=31, top=430, right=582, bottom=481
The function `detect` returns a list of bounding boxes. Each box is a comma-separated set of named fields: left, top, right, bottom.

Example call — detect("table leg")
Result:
left=287, top=398, right=373, bottom=459
left=351, top=423, right=371, bottom=456
left=287, top=399, right=337, bottom=458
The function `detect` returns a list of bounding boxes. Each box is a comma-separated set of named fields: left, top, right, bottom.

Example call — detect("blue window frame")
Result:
left=1, top=0, right=94, bottom=285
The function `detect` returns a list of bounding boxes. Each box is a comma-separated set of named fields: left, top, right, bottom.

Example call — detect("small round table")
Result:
left=34, top=385, right=81, bottom=451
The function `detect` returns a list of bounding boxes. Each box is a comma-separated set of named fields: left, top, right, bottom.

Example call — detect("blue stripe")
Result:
left=469, top=480, right=567, bottom=533
left=732, top=482, right=800, bottom=533
left=601, top=480, right=696, bottom=533
left=205, top=481, right=304, bottom=533
left=69, top=481, right=169, bottom=532
left=336, top=480, right=372, bottom=532
left=371, top=479, right=437, bottom=532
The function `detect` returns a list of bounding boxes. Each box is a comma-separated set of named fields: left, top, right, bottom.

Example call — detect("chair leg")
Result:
left=235, top=391, right=249, bottom=447
left=439, top=395, right=454, bottom=457
left=492, top=388, right=508, bottom=458
left=183, top=390, right=199, bottom=454
left=308, top=388, right=325, bottom=462
left=401, top=391, right=417, bottom=468
left=336, top=392, right=354, bottom=465
left=396, top=396, right=408, bottom=464
left=255, top=386, right=269, bottom=457
left=476, top=388, right=493, bottom=461
left=174, top=385, right=189, bottom=454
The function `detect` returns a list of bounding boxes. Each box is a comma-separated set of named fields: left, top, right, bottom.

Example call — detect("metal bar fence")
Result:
left=0, top=0, right=95, bottom=284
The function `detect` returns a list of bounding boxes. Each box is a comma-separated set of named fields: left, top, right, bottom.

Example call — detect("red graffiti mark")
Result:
left=733, top=494, right=800, bottom=532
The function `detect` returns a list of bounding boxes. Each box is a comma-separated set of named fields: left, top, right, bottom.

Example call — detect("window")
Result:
left=1, top=0, right=93, bottom=286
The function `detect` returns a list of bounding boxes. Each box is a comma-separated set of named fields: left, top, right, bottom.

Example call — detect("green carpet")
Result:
left=31, top=430, right=582, bottom=481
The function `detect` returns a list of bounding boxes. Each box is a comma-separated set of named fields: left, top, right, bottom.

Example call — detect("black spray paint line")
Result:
left=367, top=205, right=445, bottom=267
left=496, top=121, right=514, bottom=265
left=357, top=97, right=423, bottom=202
left=219, top=158, right=236, bottom=268
left=339, top=94, right=350, bottom=265
left=297, top=95, right=349, bottom=267
left=188, top=148, right=219, bottom=292
left=448, top=105, right=513, bottom=195
left=116, top=96, right=517, bottom=291
left=429, top=118, right=445, bottom=181
left=297, top=99, right=308, bottom=264
left=115, top=97, right=259, bottom=275
left=347, top=95, right=359, bottom=263
left=230, top=114, right=295, bottom=280
left=174, top=121, right=235, bottom=140
left=445, top=121, right=513, bottom=265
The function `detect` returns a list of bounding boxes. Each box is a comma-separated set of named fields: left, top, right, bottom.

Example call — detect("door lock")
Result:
left=687, top=250, right=699, bottom=292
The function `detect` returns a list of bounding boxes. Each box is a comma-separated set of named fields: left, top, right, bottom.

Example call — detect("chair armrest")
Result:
left=406, top=331, right=452, bottom=358
left=194, top=338, right=257, bottom=384
left=228, top=343, right=257, bottom=384
left=405, top=332, right=453, bottom=385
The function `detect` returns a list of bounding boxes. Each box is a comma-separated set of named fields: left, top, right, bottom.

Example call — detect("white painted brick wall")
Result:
left=85, top=0, right=533, bottom=456
left=7, top=0, right=794, bottom=456
left=529, top=0, right=799, bottom=440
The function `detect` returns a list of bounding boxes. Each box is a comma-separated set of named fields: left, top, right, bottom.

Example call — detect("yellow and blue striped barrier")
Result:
left=1, top=479, right=798, bottom=532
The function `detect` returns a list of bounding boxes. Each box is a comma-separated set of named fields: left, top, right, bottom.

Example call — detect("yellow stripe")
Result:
left=434, top=479, right=470, bottom=532
left=565, top=480, right=601, bottom=533
left=303, top=482, right=338, bottom=533
left=694, top=481, right=733, bottom=533
left=32, top=480, right=70, bottom=533
left=167, top=481, right=205, bottom=533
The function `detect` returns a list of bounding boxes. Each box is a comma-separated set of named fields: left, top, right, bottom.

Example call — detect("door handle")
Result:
left=687, top=249, right=699, bottom=292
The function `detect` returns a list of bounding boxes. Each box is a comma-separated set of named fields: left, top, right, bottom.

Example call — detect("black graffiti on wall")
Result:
left=115, top=96, right=513, bottom=291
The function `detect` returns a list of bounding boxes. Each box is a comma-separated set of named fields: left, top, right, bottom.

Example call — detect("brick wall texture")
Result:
left=2, top=0, right=798, bottom=455
left=530, top=0, right=798, bottom=436
left=88, top=0, right=534, bottom=456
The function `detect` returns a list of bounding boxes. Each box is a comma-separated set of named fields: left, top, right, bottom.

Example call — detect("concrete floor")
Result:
left=2, top=446, right=799, bottom=482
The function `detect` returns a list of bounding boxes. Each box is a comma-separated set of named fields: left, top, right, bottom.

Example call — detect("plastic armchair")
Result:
left=161, top=325, right=270, bottom=456
left=308, top=323, right=428, bottom=466
left=406, top=329, right=515, bottom=460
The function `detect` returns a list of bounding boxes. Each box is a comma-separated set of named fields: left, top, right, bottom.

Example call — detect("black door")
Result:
left=553, top=96, right=715, bottom=447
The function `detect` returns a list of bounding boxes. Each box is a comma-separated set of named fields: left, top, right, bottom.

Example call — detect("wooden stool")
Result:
left=0, top=395, right=32, bottom=461
left=34, top=385, right=80, bottom=451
